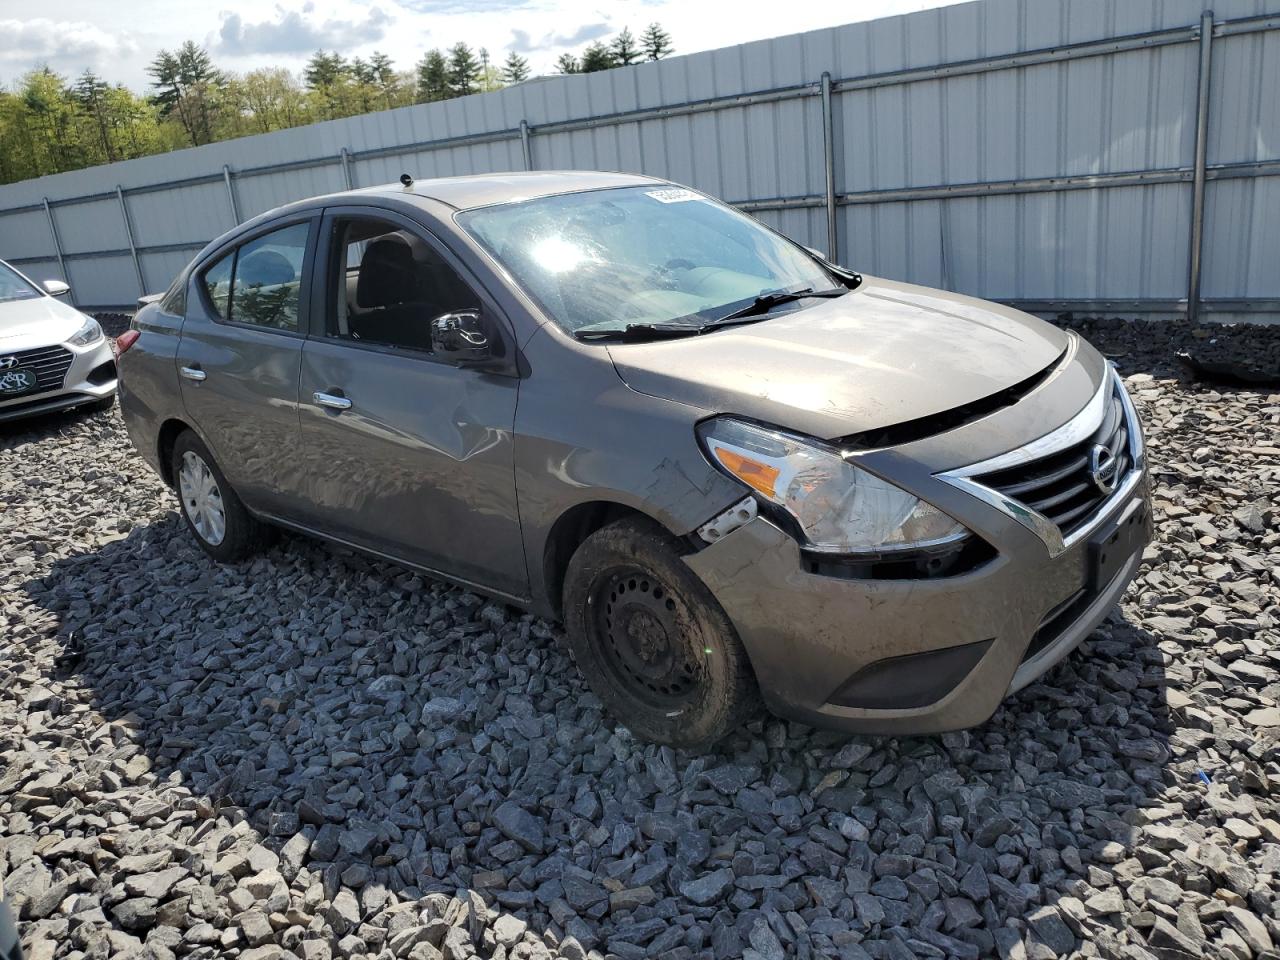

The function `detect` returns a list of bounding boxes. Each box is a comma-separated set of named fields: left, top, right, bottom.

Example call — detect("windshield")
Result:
left=457, top=185, right=841, bottom=335
left=0, top=261, right=41, bottom=304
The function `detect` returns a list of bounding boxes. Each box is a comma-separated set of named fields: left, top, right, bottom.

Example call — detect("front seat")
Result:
left=353, top=236, right=430, bottom=348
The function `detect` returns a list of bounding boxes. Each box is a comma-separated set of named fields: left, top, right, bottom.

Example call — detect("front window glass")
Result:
left=457, top=186, right=839, bottom=334
left=328, top=217, right=478, bottom=352
left=0, top=261, right=41, bottom=303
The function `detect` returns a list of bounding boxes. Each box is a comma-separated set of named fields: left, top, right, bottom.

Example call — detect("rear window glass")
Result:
left=202, top=253, right=233, bottom=320
left=199, top=222, right=310, bottom=331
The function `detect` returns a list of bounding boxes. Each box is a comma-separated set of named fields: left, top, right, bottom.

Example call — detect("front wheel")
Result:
left=171, top=430, right=273, bottom=562
left=562, top=518, right=760, bottom=750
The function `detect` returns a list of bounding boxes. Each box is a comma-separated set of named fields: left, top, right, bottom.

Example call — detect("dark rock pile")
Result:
left=2, top=319, right=1278, bottom=960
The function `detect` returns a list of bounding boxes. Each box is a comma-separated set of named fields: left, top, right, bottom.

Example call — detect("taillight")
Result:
left=115, top=330, right=140, bottom=355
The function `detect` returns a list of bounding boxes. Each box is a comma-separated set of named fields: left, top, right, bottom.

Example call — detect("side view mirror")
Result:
left=431, top=310, right=498, bottom=366
left=44, top=279, right=71, bottom=298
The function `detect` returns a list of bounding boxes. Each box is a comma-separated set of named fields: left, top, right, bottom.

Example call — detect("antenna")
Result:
left=400, top=173, right=414, bottom=188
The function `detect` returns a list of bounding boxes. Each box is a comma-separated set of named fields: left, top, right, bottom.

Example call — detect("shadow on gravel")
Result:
left=0, top=403, right=114, bottom=449
left=19, top=500, right=1180, bottom=959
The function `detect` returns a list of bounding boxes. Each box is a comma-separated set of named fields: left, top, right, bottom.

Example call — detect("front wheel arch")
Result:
left=540, top=500, right=674, bottom=620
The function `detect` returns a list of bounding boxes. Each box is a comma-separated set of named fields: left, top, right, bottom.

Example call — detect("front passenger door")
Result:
left=295, top=209, right=527, bottom=598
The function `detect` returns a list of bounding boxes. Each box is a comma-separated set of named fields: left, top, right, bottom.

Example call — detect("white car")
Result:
left=0, top=258, right=117, bottom=422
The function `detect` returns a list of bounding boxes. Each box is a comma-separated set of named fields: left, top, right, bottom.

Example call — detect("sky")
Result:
left=0, top=0, right=969, bottom=92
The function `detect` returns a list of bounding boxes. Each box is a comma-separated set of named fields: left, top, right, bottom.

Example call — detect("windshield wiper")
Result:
left=574, top=288, right=849, bottom=342
left=708, top=287, right=848, bottom=326
left=574, top=322, right=704, bottom=342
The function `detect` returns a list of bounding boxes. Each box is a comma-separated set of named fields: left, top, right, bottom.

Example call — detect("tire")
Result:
left=88, top=394, right=115, bottom=413
left=171, top=430, right=274, bottom=562
left=563, top=517, right=760, bottom=750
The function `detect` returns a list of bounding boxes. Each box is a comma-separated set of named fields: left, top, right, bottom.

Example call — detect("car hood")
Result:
left=0, top=295, right=87, bottom=348
left=606, top=275, right=1070, bottom=441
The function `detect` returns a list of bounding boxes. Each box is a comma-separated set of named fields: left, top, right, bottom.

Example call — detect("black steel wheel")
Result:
left=563, top=517, right=760, bottom=749
left=592, top=565, right=704, bottom=710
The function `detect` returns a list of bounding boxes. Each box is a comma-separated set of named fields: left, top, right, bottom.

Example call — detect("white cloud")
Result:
left=510, top=20, right=610, bottom=53
left=216, top=6, right=393, bottom=55
left=0, top=18, right=139, bottom=80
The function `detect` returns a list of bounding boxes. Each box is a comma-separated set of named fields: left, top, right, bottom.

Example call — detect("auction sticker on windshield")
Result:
left=646, top=188, right=702, bottom=203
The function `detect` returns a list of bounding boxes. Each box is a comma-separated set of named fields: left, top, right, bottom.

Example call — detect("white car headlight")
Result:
left=68, top=318, right=104, bottom=347
left=698, top=417, right=969, bottom=554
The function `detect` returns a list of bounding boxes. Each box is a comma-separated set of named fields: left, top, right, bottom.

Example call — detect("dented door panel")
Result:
left=296, top=339, right=526, bottom=595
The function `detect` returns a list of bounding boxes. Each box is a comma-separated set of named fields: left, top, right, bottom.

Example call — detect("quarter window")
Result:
left=202, top=253, right=233, bottom=320
left=328, top=217, right=478, bottom=352
left=200, top=222, right=310, bottom=331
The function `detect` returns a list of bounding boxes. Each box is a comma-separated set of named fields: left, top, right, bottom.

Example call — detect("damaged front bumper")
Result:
left=683, top=366, right=1152, bottom=736
left=686, top=480, right=1149, bottom=735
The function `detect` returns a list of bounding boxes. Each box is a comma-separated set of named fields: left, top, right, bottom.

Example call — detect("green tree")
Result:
left=501, top=51, right=530, bottom=84
left=416, top=50, right=450, bottom=102
left=21, top=68, right=83, bottom=174
left=73, top=69, right=116, bottom=161
left=555, top=53, right=579, bottom=74
left=101, top=85, right=165, bottom=160
left=447, top=43, right=481, bottom=96
left=579, top=42, right=615, bottom=73
left=147, top=41, right=222, bottom=146
left=304, top=50, right=352, bottom=118
left=611, top=28, right=640, bottom=66
left=641, top=22, right=674, bottom=60
left=304, top=50, right=349, bottom=89
left=235, top=68, right=311, bottom=133
left=368, top=51, right=399, bottom=108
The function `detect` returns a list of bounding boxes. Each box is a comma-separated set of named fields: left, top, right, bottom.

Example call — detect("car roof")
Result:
left=350, top=170, right=663, bottom=211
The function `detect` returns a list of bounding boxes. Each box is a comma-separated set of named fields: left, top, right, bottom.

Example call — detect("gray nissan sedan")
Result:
left=118, top=171, right=1151, bottom=749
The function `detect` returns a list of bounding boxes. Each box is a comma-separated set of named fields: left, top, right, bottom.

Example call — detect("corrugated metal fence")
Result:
left=1, top=0, right=1277, bottom=320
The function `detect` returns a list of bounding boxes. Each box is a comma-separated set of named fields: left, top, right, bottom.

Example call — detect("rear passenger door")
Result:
left=176, top=217, right=316, bottom=519
left=294, top=207, right=527, bottom=597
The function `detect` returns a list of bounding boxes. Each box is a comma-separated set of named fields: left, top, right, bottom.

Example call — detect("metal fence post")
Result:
left=520, top=120, right=534, bottom=172
left=116, top=186, right=146, bottom=298
left=223, top=164, right=242, bottom=224
left=41, top=198, right=70, bottom=301
left=339, top=148, right=355, bottom=189
left=820, top=73, right=838, bottom=260
left=1187, top=10, right=1214, bottom=323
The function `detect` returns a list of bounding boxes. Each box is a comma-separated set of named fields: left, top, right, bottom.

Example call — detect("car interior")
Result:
left=334, top=220, right=477, bottom=352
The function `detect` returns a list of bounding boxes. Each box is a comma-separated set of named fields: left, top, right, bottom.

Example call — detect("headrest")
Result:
left=357, top=236, right=417, bottom=308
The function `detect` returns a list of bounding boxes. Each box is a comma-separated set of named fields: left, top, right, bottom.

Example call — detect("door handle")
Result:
left=313, top=391, right=352, bottom=411
left=180, top=366, right=206, bottom=382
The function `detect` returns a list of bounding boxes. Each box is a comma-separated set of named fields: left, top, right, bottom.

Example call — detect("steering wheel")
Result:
left=649, top=258, right=696, bottom=290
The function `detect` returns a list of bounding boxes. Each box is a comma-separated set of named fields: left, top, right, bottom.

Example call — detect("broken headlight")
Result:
left=698, top=417, right=969, bottom=554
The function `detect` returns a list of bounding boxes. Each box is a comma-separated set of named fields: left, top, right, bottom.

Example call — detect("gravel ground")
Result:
left=3, top=320, right=1279, bottom=960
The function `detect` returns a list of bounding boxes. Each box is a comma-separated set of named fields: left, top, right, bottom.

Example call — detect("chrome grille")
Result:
left=0, top=345, right=74, bottom=395
left=975, top=384, right=1131, bottom=536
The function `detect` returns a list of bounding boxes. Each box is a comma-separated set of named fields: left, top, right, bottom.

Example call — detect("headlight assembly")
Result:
left=68, top=317, right=104, bottom=347
left=697, top=417, right=969, bottom=554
